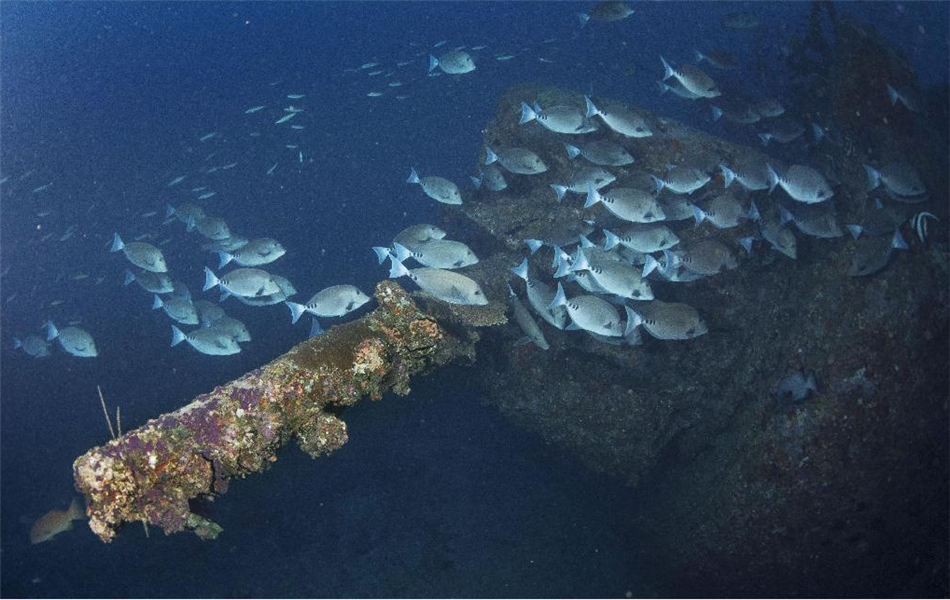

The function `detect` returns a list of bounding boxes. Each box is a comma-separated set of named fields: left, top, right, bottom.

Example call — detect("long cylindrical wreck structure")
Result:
left=73, top=281, right=476, bottom=542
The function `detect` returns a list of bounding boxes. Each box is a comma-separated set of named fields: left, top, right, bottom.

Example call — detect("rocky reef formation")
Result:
left=460, top=82, right=948, bottom=596
left=73, top=281, right=477, bottom=542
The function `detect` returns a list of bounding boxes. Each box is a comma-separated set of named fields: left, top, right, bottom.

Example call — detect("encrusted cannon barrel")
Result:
left=73, top=281, right=474, bottom=542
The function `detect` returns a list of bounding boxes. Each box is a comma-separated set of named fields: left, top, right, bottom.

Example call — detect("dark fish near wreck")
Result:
left=507, top=284, right=549, bottom=350
left=774, top=369, right=819, bottom=405
left=849, top=230, right=908, bottom=277
left=578, top=1, right=634, bottom=26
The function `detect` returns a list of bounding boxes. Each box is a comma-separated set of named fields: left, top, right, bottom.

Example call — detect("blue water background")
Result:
left=1, top=2, right=946, bottom=597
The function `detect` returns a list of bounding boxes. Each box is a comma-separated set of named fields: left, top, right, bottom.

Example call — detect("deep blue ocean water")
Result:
left=1, top=2, right=946, bottom=597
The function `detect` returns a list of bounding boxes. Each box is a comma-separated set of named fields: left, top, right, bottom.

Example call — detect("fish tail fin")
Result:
left=720, top=165, right=735, bottom=189
left=650, top=175, right=665, bottom=195
left=372, top=246, right=392, bottom=264
left=511, top=258, right=530, bottom=281
left=583, top=183, right=602, bottom=209
left=694, top=49, right=705, bottom=63
left=738, top=237, right=755, bottom=254
left=603, top=229, right=620, bottom=251
left=552, top=254, right=573, bottom=278
left=202, top=267, right=219, bottom=292
left=572, top=248, right=591, bottom=272
left=13, top=337, right=22, bottom=350
left=170, top=325, right=186, bottom=347
left=577, top=12, right=590, bottom=27
left=285, top=301, right=307, bottom=325
left=525, top=239, right=543, bottom=255
left=691, top=204, right=707, bottom=225
left=388, top=256, right=410, bottom=279
left=551, top=245, right=565, bottom=269
left=564, top=143, right=581, bottom=159
left=484, top=146, right=498, bottom=165
left=748, top=201, right=761, bottom=221
left=165, top=204, right=176, bottom=219
left=519, top=102, right=537, bottom=124
left=643, top=254, right=661, bottom=278
left=578, top=234, right=595, bottom=249
left=392, top=242, right=412, bottom=262
left=660, top=56, right=674, bottom=81
left=886, top=83, right=899, bottom=105
left=45, top=321, right=58, bottom=341
left=428, top=55, right=439, bottom=72
left=218, top=252, right=233, bottom=269
left=758, top=133, right=771, bottom=146
left=805, top=370, right=819, bottom=394
left=309, top=317, right=324, bottom=337
left=655, top=80, right=668, bottom=95
left=470, top=174, right=483, bottom=189
left=624, top=306, right=641, bottom=337
left=67, top=498, right=85, bottom=521
left=109, top=233, right=124, bottom=253
left=123, top=269, right=135, bottom=286
left=551, top=184, right=568, bottom=202
left=710, top=105, right=723, bottom=121
left=811, top=122, right=824, bottom=143
left=547, top=282, right=567, bottom=311
left=584, top=95, right=598, bottom=119
left=845, top=224, right=863, bottom=240
left=779, top=207, right=795, bottom=225
left=863, top=164, right=881, bottom=192
left=151, top=295, right=163, bottom=310
left=407, top=168, right=421, bottom=184
left=766, top=164, right=779, bottom=194
left=186, top=216, right=197, bottom=233
left=892, top=228, right=909, bottom=250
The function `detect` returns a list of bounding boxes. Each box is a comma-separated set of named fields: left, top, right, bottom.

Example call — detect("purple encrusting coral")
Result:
left=73, top=281, right=466, bottom=543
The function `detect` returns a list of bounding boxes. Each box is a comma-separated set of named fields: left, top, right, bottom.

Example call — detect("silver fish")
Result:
left=407, top=168, right=462, bottom=205
left=193, top=216, right=231, bottom=240
left=389, top=259, right=487, bottom=305
left=202, top=236, right=249, bottom=253
left=195, top=299, right=226, bottom=323
left=170, top=325, right=240, bottom=356
left=548, top=283, right=623, bottom=337
left=864, top=163, right=927, bottom=202
left=694, top=48, right=737, bottom=70
left=110, top=234, right=167, bottom=273
left=285, top=285, right=370, bottom=324
left=152, top=295, right=199, bottom=325
left=218, top=238, right=286, bottom=268
left=564, top=140, right=634, bottom=166
left=507, top=284, right=549, bottom=350
left=551, top=167, right=616, bottom=201
left=626, top=300, right=707, bottom=340
left=663, top=239, right=737, bottom=276
left=585, top=185, right=665, bottom=224
left=767, top=164, right=833, bottom=204
left=234, top=275, right=297, bottom=307
left=393, top=240, right=478, bottom=269
left=166, top=203, right=206, bottom=225
left=45, top=322, right=97, bottom=357
left=204, top=267, right=280, bottom=298
left=584, top=96, right=652, bottom=137
left=519, top=102, right=598, bottom=135
left=484, top=147, right=548, bottom=175
left=720, top=159, right=770, bottom=191
left=657, top=77, right=703, bottom=100
left=660, top=57, right=720, bottom=98
left=782, top=203, right=843, bottom=239
left=207, top=315, right=251, bottom=343
left=692, top=193, right=745, bottom=229
left=753, top=202, right=797, bottom=259
left=709, top=103, right=760, bottom=124
left=652, top=166, right=710, bottom=195
left=751, top=98, right=784, bottom=118
left=124, top=269, right=174, bottom=294
left=511, top=259, right=568, bottom=329
left=604, top=224, right=679, bottom=253
left=13, top=335, right=51, bottom=358
left=572, top=249, right=654, bottom=300
left=758, top=118, right=805, bottom=145
left=471, top=164, right=508, bottom=191
left=429, top=49, right=475, bottom=74
left=393, top=224, right=447, bottom=250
